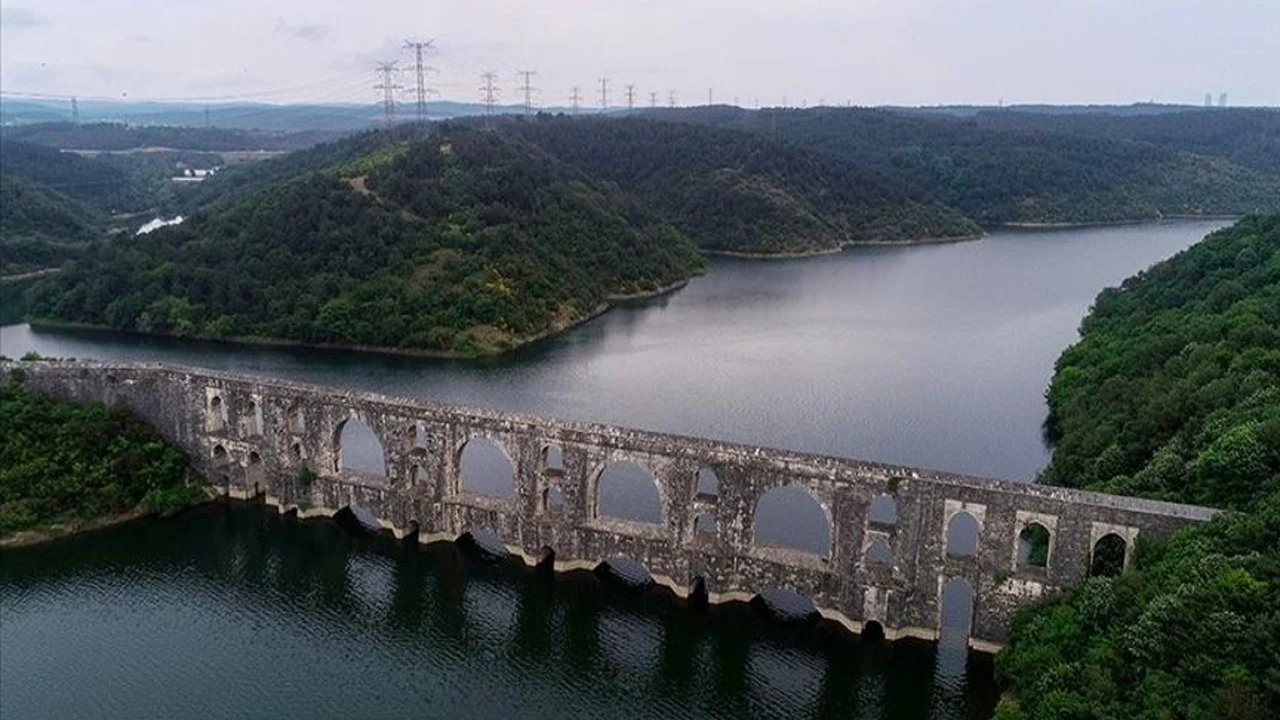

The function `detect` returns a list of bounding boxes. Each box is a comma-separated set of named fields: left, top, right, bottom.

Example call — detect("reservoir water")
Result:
left=0, top=220, right=1226, bottom=718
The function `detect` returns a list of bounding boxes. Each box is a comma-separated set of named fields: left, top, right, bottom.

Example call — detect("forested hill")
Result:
left=27, top=126, right=705, bottom=356
left=503, top=116, right=979, bottom=253
left=1039, top=215, right=1279, bottom=507
left=0, top=140, right=189, bottom=275
left=996, top=216, right=1280, bottom=719
left=1, top=122, right=340, bottom=152
left=647, top=107, right=1280, bottom=225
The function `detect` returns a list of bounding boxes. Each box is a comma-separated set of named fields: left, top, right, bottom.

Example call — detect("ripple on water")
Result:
left=0, top=503, right=998, bottom=720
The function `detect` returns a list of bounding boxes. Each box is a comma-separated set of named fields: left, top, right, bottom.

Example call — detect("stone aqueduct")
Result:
left=8, top=361, right=1217, bottom=650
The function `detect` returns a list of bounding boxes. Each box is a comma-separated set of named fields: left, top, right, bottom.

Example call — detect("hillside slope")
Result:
left=27, top=127, right=705, bottom=356
left=997, top=217, right=1280, bottom=719
left=504, top=116, right=978, bottom=254
left=650, top=107, right=1280, bottom=225
left=0, top=174, right=101, bottom=274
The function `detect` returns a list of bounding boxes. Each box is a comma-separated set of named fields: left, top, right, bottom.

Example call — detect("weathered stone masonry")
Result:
left=6, top=361, right=1218, bottom=651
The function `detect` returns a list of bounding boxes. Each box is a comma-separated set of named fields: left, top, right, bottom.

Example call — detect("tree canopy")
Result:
left=0, top=368, right=205, bottom=537
left=28, top=126, right=705, bottom=356
left=997, top=216, right=1280, bottom=719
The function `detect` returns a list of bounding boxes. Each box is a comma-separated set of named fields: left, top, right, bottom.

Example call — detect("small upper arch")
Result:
left=696, top=466, right=719, bottom=497
left=946, top=511, right=980, bottom=557
left=1017, top=522, right=1052, bottom=570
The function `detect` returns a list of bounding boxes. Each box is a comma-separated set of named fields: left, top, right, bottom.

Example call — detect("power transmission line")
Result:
left=374, top=61, right=403, bottom=124
left=668, top=89, right=676, bottom=108
left=707, top=88, right=713, bottom=106
left=625, top=84, right=635, bottom=110
left=598, top=77, right=608, bottom=112
left=480, top=71, right=499, bottom=125
left=517, top=70, right=537, bottom=113
left=403, top=38, right=436, bottom=123
left=570, top=85, right=581, bottom=113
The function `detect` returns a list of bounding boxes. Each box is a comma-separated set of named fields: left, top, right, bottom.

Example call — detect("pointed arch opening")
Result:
left=696, top=467, right=719, bottom=497
left=596, top=461, right=662, bottom=524
left=869, top=494, right=898, bottom=526
left=459, top=437, right=516, bottom=497
left=337, top=417, right=386, bottom=476
left=753, top=484, right=831, bottom=558
left=946, top=512, right=979, bottom=557
left=865, top=538, right=893, bottom=568
left=542, top=444, right=564, bottom=472
left=1090, top=533, right=1127, bottom=577
left=207, top=395, right=226, bottom=433
left=543, top=485, right=565, bottom=512
left=246, top=451, right=264, bottom=494
left=244, top=399, right=263, bottom=436
left=412, top=423, right=429, bottom=451
left=1017, top=523, right=1051, bottom=570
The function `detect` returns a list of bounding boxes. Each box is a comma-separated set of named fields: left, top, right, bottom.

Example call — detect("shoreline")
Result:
left=0, top=506, right=154, bottom=550
left=706, top=231, right=987, bottom=260
left=997, top=215, right=1239, bottom=230
left=1, top=490, right=221, bottom=550
left=22, top=276, right=694, bottom=362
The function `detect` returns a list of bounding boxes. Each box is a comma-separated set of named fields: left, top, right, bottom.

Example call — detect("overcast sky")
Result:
left=3, top=1, right=1278, bottom=108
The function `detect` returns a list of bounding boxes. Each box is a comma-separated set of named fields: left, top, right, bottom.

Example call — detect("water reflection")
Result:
left=1, top=503, right=999, bottom=719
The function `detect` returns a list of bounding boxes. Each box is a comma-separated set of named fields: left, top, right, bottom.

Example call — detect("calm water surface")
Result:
left=0, top=504, right=996, bottom=719
left=0, top=220, right=1225, bottom=718
left=0, top=220, right=1224, bottom=479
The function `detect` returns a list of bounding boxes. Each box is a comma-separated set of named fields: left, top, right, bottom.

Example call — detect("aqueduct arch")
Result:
left=9, top=360, right=1219, bottom=650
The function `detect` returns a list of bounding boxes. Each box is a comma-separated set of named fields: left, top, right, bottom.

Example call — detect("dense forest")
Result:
left=0, top=366, right=206, bottom=537
left=0, top=140, right=171, bottom=214
left=997, top=216, right=1280, bottom=719
left=503, top=116, right=978, bottom=253
left=1, top=122, right=340, bottom=152
left=0, top=173, right=100, bottom=274
left=649, top=107, right=1280, bottom=225
left=27, top=126, right=705, bottom=356
left=0, top=140, right=190, bottom=275
left=9, top=109, right=1280, bottom=357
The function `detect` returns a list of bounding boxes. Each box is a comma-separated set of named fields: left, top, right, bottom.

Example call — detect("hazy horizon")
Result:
left=2, top=1, right=1278, bottom=109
